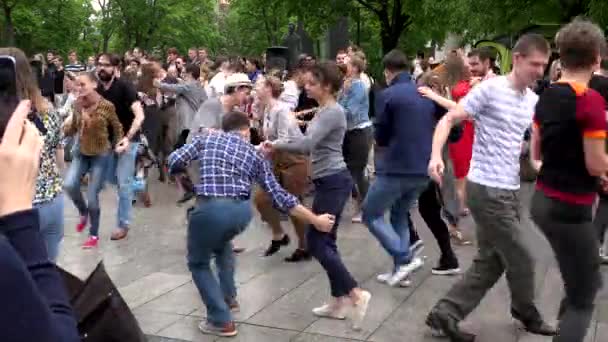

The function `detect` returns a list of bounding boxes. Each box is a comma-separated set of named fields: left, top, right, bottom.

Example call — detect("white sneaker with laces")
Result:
left=388, top=257, right=424, bottom=287
left=376, top=272, right=412, bottom=287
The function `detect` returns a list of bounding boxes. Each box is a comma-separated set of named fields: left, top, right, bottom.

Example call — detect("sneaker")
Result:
left=198, top=320, right=238, bottom=337
left=376, top=272, right=412, bottom=287
left=409, top=239, right=424, bottom=257
left=388, top=257, right=424, bottom=287
left=432, top=258, right=461, bottom=276
left=76, top=216, right=88, bottom=233
left=351, top=213, right=362, bottom=223
left=600, top=247, right=608, bottom=264
left=351, top=290, right=372, bottom=330
left=81, top=236, right=99, bottom=249
left=312, top=302, right=347, bottom=320
left=263, top=235, right=290, bottom=257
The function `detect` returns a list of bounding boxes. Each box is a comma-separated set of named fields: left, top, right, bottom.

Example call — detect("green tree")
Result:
left=1, top=0, right=95, bottom=56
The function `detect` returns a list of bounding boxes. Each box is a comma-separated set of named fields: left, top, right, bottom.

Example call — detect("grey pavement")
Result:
left=57, top=180, right=608, bottom=342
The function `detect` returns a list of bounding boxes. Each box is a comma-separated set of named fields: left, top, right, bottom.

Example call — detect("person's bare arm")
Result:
left=431, top=104, right=470, bottom=160
left=127, top=101, right=145, bottom=140
left=583, top=138, right=608, bottom=176
left=289, top=204, right=334, bottom=232
left=529, top=124, right=542, bottom=172
left=419, top=86, right=457, bottom=111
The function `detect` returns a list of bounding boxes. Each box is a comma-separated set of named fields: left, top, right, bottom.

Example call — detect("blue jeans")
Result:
left=106, top=143, right=138, bottom=229
left=307, top=170, right=358, bottom=298
left=362, top=175, right=429, bottom=269
left=64, top=152, right=110, bottom=237
left=35, top=193, right=65, bottom=262
left=187, top=198, right=252, bottom=325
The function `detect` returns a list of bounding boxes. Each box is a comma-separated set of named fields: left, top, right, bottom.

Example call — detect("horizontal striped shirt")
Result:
left=462, top=76, right=538, bottom=190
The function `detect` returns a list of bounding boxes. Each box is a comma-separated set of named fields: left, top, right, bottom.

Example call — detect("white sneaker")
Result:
left=376, top=272, right=392, bottom=283
left=376, top=272, right=411, bottom=287
left=409, top=240, right=425, bottom=257
left=351, top=290, right=371, bottom=331
left=312, top=302, right=347, bottom=320
left=387, top=257, right=424, bottom=287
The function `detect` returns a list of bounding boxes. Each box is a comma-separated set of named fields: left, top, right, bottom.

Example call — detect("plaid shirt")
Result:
left=168, top=131, right=299, bottom=213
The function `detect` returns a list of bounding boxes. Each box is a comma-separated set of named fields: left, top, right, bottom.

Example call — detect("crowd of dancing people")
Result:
left=1, top=17, right=608, bottom=342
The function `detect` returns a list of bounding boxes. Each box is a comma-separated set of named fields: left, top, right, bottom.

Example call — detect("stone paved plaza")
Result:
left=57, top=181, right=608, bottom=342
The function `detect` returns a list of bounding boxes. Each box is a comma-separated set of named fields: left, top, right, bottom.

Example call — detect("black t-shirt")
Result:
left=97, top=78, right=138, bottom=136
left=590, top=75, right=608, bottom=107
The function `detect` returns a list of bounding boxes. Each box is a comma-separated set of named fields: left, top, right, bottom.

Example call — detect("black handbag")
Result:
left=58, top=262, right=146, bottom=342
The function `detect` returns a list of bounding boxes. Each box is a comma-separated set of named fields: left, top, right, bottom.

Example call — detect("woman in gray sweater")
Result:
left=265, top=62, right=371, bottom=330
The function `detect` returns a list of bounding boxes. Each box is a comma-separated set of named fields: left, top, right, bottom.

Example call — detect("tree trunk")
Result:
left=3, top=4, right=15, bottom=46
left=379, top=20, right=400, bottom=54
left=102, top=35, right=110, bottom=52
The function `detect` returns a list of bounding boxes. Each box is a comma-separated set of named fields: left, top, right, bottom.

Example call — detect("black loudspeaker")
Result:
left=266, top=46, right=289, bottom=72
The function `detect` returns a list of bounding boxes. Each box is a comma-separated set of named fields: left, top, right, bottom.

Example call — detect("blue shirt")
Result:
left=374, top=72, right=442, bottom=177
left=168, top=131, right=298, bottom=213
left=338, top=78, right=371, bottom=130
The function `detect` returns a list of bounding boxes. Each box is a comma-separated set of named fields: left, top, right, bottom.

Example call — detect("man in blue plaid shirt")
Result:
left=167, top=111, right=334, bottom=338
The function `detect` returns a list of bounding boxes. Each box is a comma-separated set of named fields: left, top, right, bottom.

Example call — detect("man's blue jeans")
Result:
left=64, top=152, right=110, bottom=237
left=362, top=175, right=429, bottom=269
left=187, top=198, right=252, bottom=325
left=35, top=193, right=65, bottom=262
left=106, top=143, right=138, bottom=229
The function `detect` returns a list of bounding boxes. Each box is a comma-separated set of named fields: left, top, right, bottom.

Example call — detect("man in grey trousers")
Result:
left=425, top=34, right=556, bottom=341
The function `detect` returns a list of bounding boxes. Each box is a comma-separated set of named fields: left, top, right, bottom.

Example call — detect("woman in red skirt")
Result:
left=448, top=80, right=474, bottom=217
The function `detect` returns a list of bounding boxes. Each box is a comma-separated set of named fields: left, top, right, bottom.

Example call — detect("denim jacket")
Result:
left=338, top=78, right=371, bottom=130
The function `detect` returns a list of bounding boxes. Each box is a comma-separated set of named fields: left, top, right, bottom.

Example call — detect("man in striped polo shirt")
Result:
left=425, top=34, right=556, bottom=341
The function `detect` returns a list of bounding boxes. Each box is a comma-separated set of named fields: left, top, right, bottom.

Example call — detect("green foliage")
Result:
left=1, top=0, right=96, bottom=56
left=2, top=0, right=607, bottom=63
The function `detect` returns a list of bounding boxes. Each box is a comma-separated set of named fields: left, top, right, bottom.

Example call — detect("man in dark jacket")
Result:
left=362, top=49, right=442, bottom=287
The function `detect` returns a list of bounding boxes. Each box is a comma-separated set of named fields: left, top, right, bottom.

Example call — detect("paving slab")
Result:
left=55, top=180, right=606, bottom=342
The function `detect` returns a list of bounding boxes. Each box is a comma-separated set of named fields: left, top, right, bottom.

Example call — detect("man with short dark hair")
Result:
left=65, top=50, right=86, bottom=73
left=188, top=48, right=200, bottom=66
left=335, top=49, right=348, bottom=65
left=362, top=49, right=442, bottom=287
left=467, top=47, right=494, bottom=79
left=198, top=48, right=212, bottom=66
left=93, top=53, right=145, bottom=241
left=167, top=111, right=335, bottom=337
left=155, top=64, right=207, bottom=150
left=426, top=33, right=555, bottom=341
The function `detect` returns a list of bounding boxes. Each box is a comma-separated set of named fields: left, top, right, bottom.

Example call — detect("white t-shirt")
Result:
left=208, top=72, right=227, bottom=97
left=461, top=76, right=538, bottom=190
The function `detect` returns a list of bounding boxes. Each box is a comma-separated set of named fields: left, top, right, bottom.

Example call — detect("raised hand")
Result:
left=0, top=100, right=44, bottom=216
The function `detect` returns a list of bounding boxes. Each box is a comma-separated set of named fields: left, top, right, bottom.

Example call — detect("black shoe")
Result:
left=426, top=309, right=475, bottom=342
left=177, top=191, right=195, bottom=205
left=432, top=257, right=461, bottom=276
left=264, top=235, right=290, bottom=256
left=511, top=309, right=557, bottom=336
left=284, top=249, right=312, bottom=262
